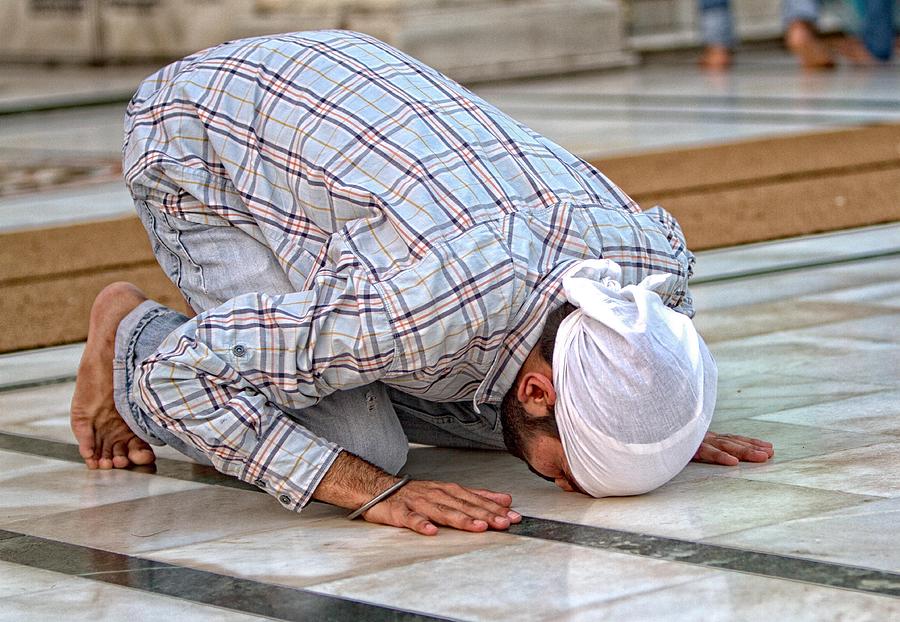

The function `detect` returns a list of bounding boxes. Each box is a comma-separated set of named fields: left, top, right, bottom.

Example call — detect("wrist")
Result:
left=312, top=450, right=400, bottom=509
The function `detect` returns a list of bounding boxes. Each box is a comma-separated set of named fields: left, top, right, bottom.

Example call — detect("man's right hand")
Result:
left=313, top=451, right=521, bottom=535
left=362, top=479, right=521, bottom=535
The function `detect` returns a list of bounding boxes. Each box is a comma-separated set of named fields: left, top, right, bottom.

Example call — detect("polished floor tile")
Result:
left=402, top=447, right=873, bottom=541
left=0, top=559, right=81, bottom=599
left=310, top=538, right=709, bottom=621
left=590, top=570, right=900, bottom=622
left=2, top=486, right=321, bottom=555
left=708, top=372, right=889, bottom=421
left=0, top=382, right=194, bottom=463
left=705, top=496, right=900, bottom=573
left=0, top=343, right=82, bottom=390
left=0, top=450, right=202, bottom=525
left=669, top=419, right=892, bottom=484
left=148, top=517, right=515, bottom=589
left=736, top=442, right=900, bottom=498
left=753, top=389, right=900, bottom=437
left=0, top=571, right=273, bottom=621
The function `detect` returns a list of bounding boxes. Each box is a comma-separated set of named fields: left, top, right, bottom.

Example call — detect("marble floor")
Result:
left=1, top=44, right=899, bottom=621
left=0, top=222, right=898, bottom=620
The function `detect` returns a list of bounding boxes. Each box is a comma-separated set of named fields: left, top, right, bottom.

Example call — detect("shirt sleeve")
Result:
left=134, top=271, right=396, bottom=512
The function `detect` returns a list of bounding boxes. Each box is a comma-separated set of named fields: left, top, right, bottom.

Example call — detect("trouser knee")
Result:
left=289, top=384, right=409, bottom=475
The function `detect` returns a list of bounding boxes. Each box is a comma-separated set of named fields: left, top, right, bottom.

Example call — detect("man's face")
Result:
left=499, top=394, right=587, bottom=494
left=523, top=434, right=587, bottom=494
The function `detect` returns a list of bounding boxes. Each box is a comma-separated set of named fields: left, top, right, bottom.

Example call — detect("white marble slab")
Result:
left=736, top=441, right=900, bottom=498
left=149, top=517, right=516, bottom=589
left=0, top=449, right=203, bottom=525
left=311, top=538, right=710, bottom=620
left=692, top=256, right=900, bottom=312
left=0, top=560, right=81, bottom=599
left=705, top=496, right=900, bottom=573
left=588, top=570, right=900, bottom=622
left=753, top=389, right=900, bottom=437
left=310, top=537, right=900, bottom=621
left=0, top=572, right=272, bottom=621
left=692, top=223, right=900, bottom=283
left=2, top=486, right=318, bottom=555
left=0, top=381, right=198, bottom=463
left=669, top=418, right=892, bottom=484
left=0, top=343, right=83, bottom=390
left=401, top=447, right=872, bottom=540
left=709, top=372, right=890, bottom=421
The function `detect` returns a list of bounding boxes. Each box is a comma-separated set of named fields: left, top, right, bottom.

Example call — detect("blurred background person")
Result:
left=699, top=0, right=835, bottom=69
left=837, top=0, right=897, bottom=62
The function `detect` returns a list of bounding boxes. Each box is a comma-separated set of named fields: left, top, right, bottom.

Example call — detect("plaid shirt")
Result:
left=125, top=31, right=695, bottom=511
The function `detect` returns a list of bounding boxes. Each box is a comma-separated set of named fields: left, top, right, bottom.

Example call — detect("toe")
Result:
left=112, top=441, right=130, bottom=469
left=127, top=436, right=156, bottom=466
left=71, top=415, right=96, bottom=461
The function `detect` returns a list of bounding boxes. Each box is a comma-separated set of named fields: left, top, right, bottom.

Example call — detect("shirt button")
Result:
left=278, top=494, right=291, bottom=505
left=232, top=344, right=247, bottom=358
left=254, top=479, right=266, bottom=488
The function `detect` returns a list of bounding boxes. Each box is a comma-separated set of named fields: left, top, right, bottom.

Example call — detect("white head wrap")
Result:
left=553, top=259, right=717, bottom=497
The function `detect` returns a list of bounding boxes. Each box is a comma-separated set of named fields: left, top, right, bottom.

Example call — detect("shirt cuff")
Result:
left=240, top=416, right=343, bottom=512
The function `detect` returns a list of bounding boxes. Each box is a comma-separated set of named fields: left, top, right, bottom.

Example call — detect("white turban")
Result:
left=553, top=259, right=716, bottom=497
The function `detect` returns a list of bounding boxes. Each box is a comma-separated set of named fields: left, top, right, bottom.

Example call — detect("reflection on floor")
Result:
left=1, top=221, right=898, bottom=620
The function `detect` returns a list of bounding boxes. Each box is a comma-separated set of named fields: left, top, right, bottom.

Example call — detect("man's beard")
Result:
left=499, top=385, right=559, bottom=463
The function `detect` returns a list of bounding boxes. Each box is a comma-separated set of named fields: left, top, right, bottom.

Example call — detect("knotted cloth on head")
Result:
left=553, top=259, right=717, bottom=497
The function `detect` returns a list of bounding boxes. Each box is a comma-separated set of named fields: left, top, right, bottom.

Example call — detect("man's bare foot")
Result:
left=785, top=21, right=835, bottom=69
left=699, top=45, right=732, bottom=71
left=71, top=282, right=156, bottom=470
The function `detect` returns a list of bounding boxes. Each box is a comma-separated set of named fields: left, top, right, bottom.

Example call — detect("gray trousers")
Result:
left=112, top=200, right=505, bottom=474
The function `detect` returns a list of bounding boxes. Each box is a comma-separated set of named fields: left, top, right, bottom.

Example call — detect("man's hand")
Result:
left=363, top=480, right=521, bottom=535
left=313, top=451, right=521, bottom=535
left=692, top=432, right=774, bottom=466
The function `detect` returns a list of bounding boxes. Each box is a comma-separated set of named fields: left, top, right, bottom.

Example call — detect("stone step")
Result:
left=2, top=123, right=898, bottom=353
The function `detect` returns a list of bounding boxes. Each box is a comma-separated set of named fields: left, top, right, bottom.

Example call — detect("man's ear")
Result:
left=515, top=371, right=557, bottom=418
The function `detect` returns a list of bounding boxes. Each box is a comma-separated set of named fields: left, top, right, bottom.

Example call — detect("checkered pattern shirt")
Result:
left=124, top=31, right=696, bottom=511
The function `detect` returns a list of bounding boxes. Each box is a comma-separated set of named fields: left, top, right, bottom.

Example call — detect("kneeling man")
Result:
left=72, top=31, right=773, bottom=535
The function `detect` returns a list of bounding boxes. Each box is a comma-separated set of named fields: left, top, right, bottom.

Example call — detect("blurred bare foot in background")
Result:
left=785, top=20, right=835, bottom=68
left=700, top=45, right=732, bottom=71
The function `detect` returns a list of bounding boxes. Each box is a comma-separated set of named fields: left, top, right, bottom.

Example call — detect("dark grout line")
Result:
left=0, top=431, right=257, bottom=492
left=509, top=517, right=900, bottom=599
left=0, top=95, right=132, bottom=117
left=0, top=529, right=455, bottom=622
left=2, top=430, right=899, bottom=600
left=0, top=375, right=77, bottom=393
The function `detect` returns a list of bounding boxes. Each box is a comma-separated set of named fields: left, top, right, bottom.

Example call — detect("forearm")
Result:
left=312, top=451, right=400, bottom=509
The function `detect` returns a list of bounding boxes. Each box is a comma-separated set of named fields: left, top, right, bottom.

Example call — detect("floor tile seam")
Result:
left=732, top=473, right=896, bottom=500
left=693, top=499, right=884, bottom=543
left=298, top=539, right=526, bottom=593
left=508, top=517, right=900, bottom=599
left=745, top=416, right=900, bottom=440
left=2, top=433, right=897, bottom=591
left=0, top=376, right=76, bottom=393
left=0, top=529, right=456, bottom=622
